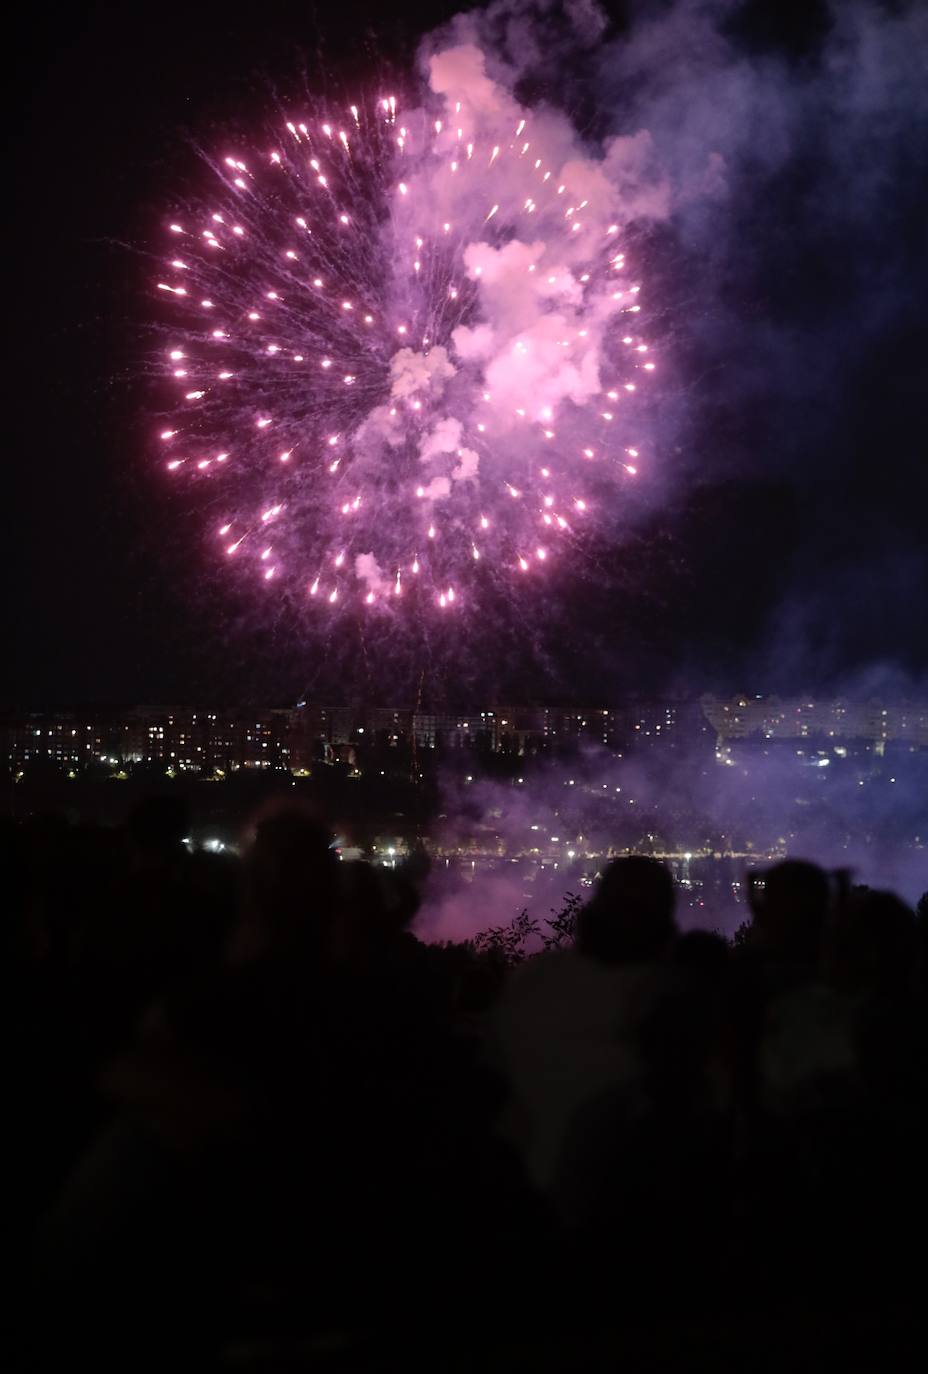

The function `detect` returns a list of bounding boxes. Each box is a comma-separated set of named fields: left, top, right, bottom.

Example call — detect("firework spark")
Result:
left=153, top=45, right=656, bottom=612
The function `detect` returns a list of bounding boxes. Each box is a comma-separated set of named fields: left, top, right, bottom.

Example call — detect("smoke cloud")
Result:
left=414, top=719, right=927, bottom=946
left=411, top=0, right=928, bottom=693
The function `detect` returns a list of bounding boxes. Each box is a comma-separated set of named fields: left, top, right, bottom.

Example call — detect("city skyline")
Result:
left=6, top=688, right=924, bottom=912
left=6, top=692, right=928, bottom=775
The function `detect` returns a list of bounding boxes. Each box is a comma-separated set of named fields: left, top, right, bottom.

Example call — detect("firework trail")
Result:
left=154, top=45, right=657, bottom=614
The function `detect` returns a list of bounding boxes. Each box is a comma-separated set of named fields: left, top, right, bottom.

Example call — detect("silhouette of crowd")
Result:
left=6, top=797, right=928, bottom=1370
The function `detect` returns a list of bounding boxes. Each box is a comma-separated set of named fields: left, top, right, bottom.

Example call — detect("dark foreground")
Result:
left=7, top=798, right=928, bottom=1371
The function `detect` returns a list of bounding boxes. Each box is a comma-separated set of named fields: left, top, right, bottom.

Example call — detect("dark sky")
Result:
left=5, top=1, right=927, bottom=705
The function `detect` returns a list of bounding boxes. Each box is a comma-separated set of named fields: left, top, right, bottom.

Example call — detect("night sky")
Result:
left=6, top=1, right=927, bottom=705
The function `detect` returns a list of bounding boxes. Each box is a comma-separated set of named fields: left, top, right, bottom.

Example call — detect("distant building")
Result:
left=2, top=705, right=292, bottom=773
left=3, top=695, right=926, bottom=776
left=702, top=695, right=928, bottom=752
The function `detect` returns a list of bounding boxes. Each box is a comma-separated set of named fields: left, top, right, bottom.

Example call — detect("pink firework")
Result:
left=153, top=47, right=655, bottom=611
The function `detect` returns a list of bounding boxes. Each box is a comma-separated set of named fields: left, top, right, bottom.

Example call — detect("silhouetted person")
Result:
left=32, top=803, right=342, bottom=1366
left=577, top=855, right=677, bottom=965
left=552, top=877, right=733, bottom=1305
left=228, top=800, right=340, bottom=964
left=494, top=858, right=680, bottom=1197
left=744, top=859, right=830, bottom=970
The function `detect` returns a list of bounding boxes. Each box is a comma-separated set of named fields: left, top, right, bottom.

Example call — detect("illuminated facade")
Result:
left=4, top=696, right=926, bottom=774
left=702, top=696, right=928, bottom=750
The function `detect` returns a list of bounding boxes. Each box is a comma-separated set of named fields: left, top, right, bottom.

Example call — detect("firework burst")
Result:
left=153, top=45, right=656, bottom=614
